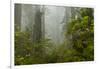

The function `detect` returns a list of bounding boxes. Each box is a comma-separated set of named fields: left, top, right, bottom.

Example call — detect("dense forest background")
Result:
left=14, top=4, right=94, bottom=65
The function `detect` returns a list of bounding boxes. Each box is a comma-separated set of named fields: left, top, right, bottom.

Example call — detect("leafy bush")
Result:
left=15, top=8, right=94, bottom=65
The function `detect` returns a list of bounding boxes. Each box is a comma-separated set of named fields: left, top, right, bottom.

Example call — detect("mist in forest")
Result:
left=15, top=4, right=94, bottom=65
left=15, top=4, right=72, bottom=44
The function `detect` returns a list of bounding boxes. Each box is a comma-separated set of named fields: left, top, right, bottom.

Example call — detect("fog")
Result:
left=15, top=4, right=77, bottom=45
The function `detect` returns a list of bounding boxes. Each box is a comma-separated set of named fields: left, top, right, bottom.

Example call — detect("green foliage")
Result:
left=15, top=31, right=54, bottom=65
left=15, top=8, right=94, bottom=65
left=64, top=8, right=94, bottom=61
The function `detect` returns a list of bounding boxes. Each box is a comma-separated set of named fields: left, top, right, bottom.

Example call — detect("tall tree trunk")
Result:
left=33, top=6, right=42, bottom=43
left=15, top=4, right=22, bottom=31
